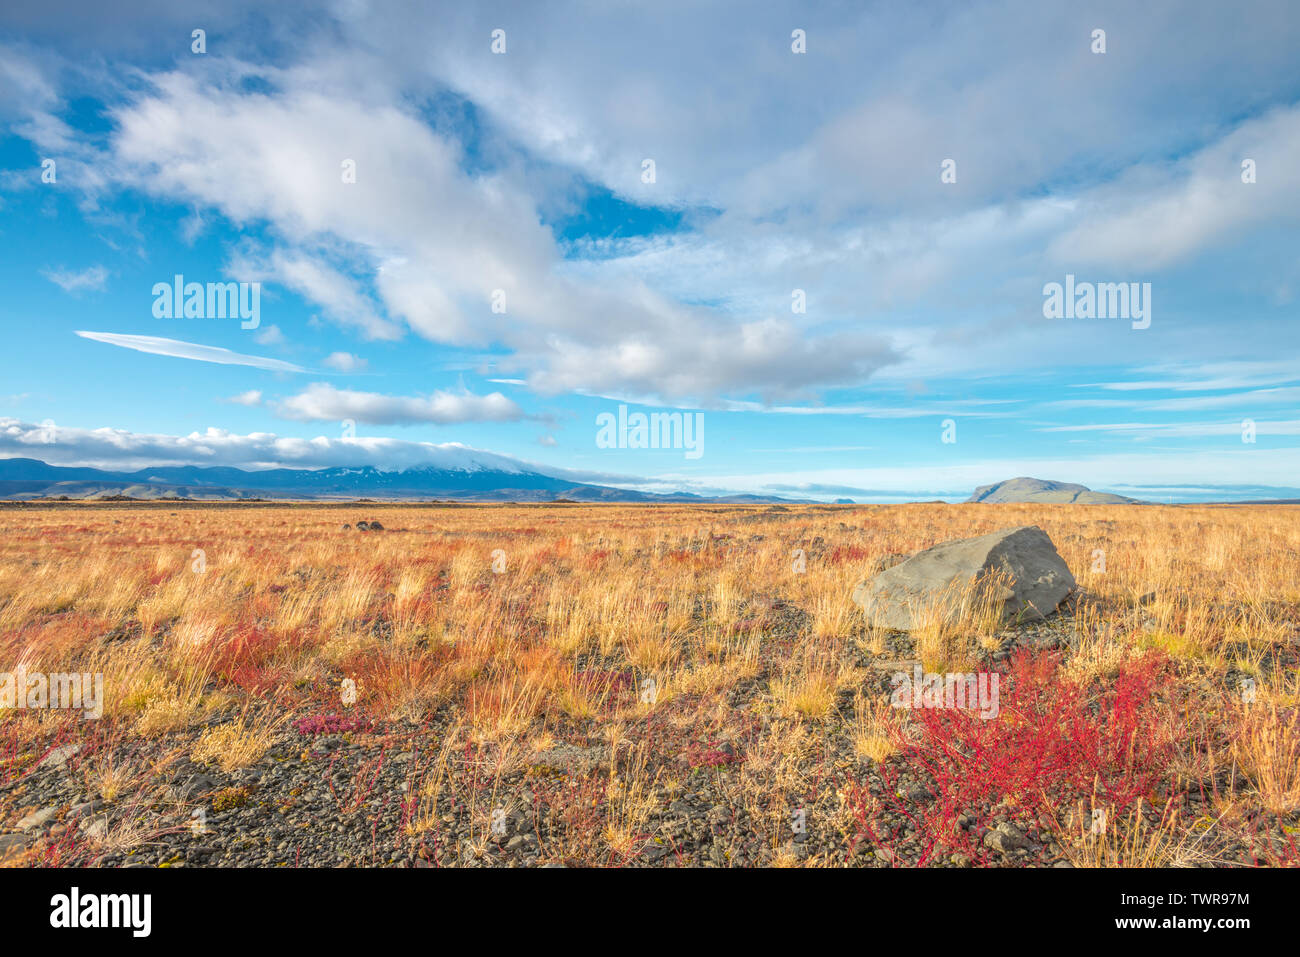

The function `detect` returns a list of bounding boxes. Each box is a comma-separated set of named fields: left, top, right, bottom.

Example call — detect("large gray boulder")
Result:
left=852, top=525, right=1076, bottom=631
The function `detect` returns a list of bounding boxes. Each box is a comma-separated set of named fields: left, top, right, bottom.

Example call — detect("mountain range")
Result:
left=0, top=458, right=1162, bottom=506
left=0, top=456, right=790, bottom=503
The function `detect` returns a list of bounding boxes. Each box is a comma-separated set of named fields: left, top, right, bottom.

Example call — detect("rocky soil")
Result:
left=2, top=613, right=1292, bottom=868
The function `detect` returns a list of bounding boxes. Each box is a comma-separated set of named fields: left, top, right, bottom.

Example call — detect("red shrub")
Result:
left=849, top=649, right=1177, bottom=866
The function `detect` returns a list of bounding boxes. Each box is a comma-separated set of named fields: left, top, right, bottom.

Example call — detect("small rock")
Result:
left=67, top=800, right=104, bottom=821
left=641, top=843, right=672, bottom=862
left=174, top=773, right=217, bottom=801
left=37, top=744, right=80, bottom=770
left=527, top=743, right=608, bottom=775
left=983, top=821, right=1032, bottom=853
left=0, top=834, right=29, bottom=856
left=16, top=806, right=59, bottom=831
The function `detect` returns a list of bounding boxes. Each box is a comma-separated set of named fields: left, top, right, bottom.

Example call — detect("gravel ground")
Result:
left=3, top=613, right=1294, bottom=868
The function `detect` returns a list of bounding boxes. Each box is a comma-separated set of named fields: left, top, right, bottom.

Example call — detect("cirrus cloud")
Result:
left=75, top=330, right=308, bottom=373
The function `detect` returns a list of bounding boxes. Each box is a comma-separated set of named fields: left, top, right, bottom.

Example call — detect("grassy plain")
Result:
left=0, top=502, right=1296, bottom=867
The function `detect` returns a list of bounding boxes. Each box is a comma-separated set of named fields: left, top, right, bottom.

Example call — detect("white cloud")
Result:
left=273, top=382, right=525, bottom=426
left=253, top=324, right=287, bottom=347
left=322, top=351, right=367, bottom=372
left=233, top=248, right=400, bottom=341
left=1037, top=419, right=1300, bottom=438
left=0, top=417, right=633, bottom=482
left=528, top=317, right=899, bottom=404
left=8, top=4, right=1300, bottom=405
left=75, top=331, right=307, bottom=373
left=225, top=390, right=263, bottom=406
left=1047, top=386, right=1300, bottom=413
left=1048, top=105, right=1300, bottom=270
left=47, top=58, right=904, bottom=402
left=42, top=265, right=108, bottom=294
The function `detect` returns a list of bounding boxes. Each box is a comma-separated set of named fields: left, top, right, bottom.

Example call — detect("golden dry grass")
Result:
left=0, top=500, right=1297, bottom=867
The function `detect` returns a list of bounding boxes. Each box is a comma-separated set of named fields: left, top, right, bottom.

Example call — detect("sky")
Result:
left=1, top=0, right=1299, bottom=502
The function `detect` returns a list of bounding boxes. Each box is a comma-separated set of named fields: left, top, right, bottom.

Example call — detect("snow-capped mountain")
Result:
left=0, top=457, right=791, bottom=503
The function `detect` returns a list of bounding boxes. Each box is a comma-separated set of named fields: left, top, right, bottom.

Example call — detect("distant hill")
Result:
left=0, top=457, right=795, bottom=504
left=967, top=477, right=1144, bottom=505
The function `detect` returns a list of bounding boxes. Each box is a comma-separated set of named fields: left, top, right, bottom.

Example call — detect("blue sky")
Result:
left=2, top=0, right=1299, bottom=501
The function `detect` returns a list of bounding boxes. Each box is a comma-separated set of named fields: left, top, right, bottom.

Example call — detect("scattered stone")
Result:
left=67, top=800, right=104, bottom=821
left=356, top=521, right=370, bottom=531
left=983, top=822, right=1032, bottom=854
left=869, top=657, right=922, bottom=672
left=527, top=743, right=609, bottom=775
left=641, top=843, right=672, bottom=862
left=36, top=744, right=80, bottom=770
left=16, top=806, right=59, bottom=831
left=0, top=834, right=29, bottom=857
